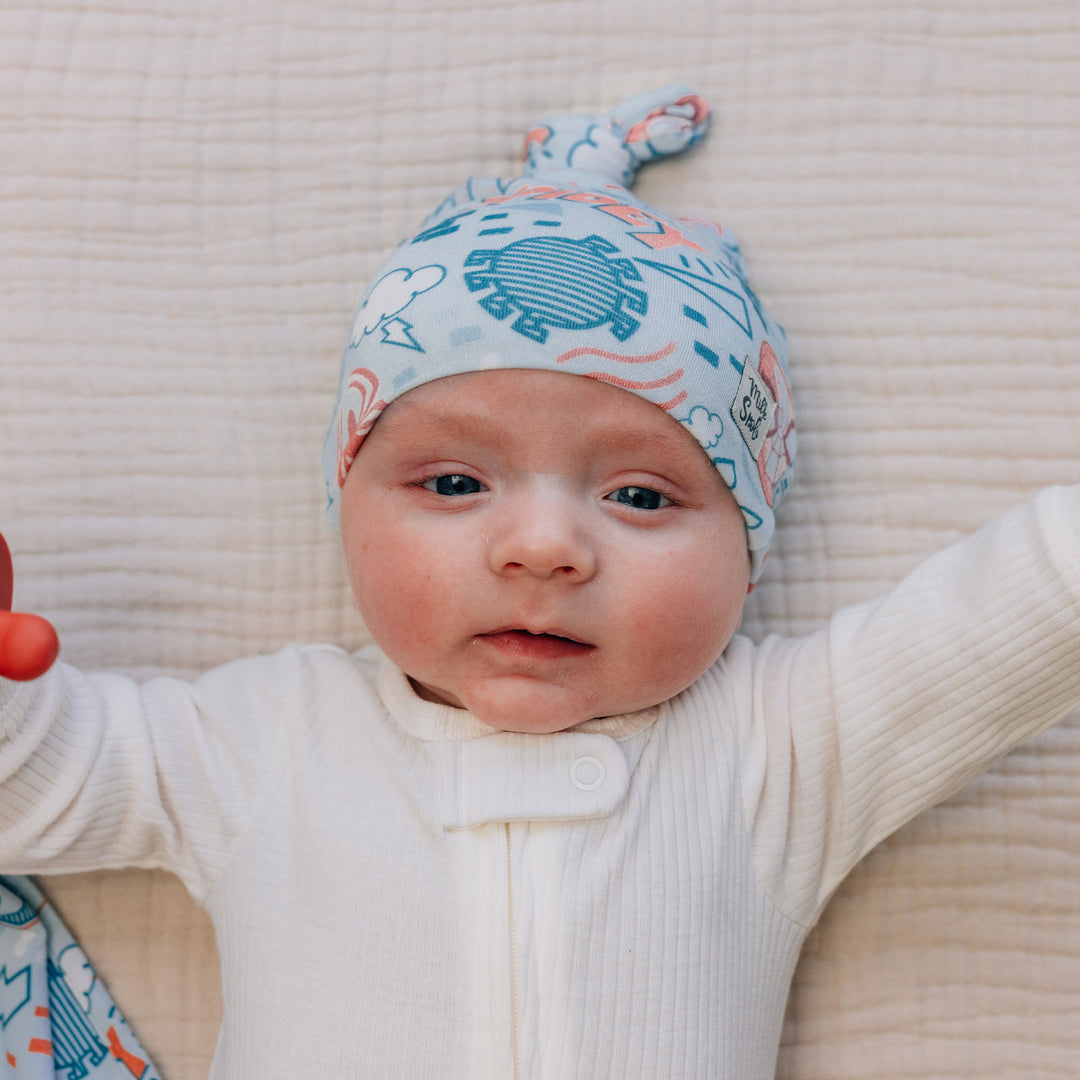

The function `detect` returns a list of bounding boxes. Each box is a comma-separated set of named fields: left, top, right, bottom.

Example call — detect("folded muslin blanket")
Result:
left=0, top=877, right=160, bottom=1080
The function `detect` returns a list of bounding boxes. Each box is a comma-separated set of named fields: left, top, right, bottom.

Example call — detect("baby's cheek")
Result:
left=652, top=582, right=744, bottom=667
left=358, top=564, right=452, bottom=656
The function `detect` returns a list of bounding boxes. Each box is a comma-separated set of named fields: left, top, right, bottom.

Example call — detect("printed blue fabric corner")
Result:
left=0, top=877, right=161, bottom=1080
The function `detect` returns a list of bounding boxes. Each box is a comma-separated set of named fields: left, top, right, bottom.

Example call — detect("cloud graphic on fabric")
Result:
left=568, top=127, right=633, bottom=178
left=350, top=265, right=446, bottom=345
left=58, top=945, right=96, bottom=1011
left=685, top=406, right=724, bottom=449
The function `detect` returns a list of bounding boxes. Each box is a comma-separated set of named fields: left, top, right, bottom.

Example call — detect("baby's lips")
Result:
left=0, top=531, right=61, bottom=681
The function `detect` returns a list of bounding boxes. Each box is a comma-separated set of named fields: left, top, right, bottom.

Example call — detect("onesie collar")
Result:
left=376, top=652, right=660, bottom=743
left=376, top=653, right=660, bottom=827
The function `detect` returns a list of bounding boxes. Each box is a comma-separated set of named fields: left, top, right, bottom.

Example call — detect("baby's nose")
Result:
left=488, top=493, right=596, bottom=582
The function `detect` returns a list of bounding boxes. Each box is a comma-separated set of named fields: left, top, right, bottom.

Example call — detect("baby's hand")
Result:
left=0, top=532, right=60, bottom=681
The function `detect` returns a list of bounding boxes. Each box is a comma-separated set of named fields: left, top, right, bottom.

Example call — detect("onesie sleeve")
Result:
left=742, top=485, right=1080, bottom=927
left=0, top=645, right=323, bottom=904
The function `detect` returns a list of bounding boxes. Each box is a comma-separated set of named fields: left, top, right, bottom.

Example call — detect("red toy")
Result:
left=0, top=531, right=60, bottom=681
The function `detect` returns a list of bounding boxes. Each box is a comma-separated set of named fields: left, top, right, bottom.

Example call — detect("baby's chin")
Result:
left=447, top=675, right=648, bottom=734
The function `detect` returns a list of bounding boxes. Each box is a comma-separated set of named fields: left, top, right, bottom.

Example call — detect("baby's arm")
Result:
left=0, top=543, right=301, bottom=900
left=740, top=485, right=1080, bottom=927
left=0, top=657, right=291, bottom=901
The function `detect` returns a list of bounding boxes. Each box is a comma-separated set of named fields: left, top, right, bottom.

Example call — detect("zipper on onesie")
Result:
left=505, top=821, right=521, bottom=1080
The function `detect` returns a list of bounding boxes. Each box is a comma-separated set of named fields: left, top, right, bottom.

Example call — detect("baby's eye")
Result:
left=606, top=486, right=671, bottom=510
left=422, top=474, right=486, bottom=496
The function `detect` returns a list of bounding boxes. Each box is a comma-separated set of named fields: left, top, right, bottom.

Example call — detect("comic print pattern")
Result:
left=555, top=341, right=688, bottom=411
left=464, top=235, right=647, bottom=343
left=335, top=368, right=387, bottom=489
left=754, top=341, right=796, bottom=506
left=323, top=86, right=796, bottom=580
left=349, top=266, right=446, bottom=352
left=0, top=877, right=161, bottom=1080
left=522, top=88, right=710, bottom=186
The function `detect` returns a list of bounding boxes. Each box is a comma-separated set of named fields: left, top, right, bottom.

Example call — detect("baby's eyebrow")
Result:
left=608, top=426, right=697, bottom=458
left=405, top=409, right=692, bottom=460
left=390, top=407, right=507, bottom=445
left=383, top=392, right=704, bottom=466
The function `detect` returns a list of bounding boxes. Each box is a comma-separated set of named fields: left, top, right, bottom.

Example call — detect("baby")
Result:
left=1, top=87, right=1078, bottom=1080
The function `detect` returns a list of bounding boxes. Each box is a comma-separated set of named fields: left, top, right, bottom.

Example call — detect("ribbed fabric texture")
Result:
left=0, top=487, right=1076, bottom=1078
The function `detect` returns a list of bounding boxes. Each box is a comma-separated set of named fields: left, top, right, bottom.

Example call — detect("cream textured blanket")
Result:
left=2, top=1, right=1078, bottom=1077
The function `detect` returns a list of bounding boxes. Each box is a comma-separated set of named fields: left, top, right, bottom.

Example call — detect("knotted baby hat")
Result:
left=324, top=86, right=795, bottom=580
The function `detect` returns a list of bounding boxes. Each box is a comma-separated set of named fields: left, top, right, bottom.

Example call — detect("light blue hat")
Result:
left=324, top=86, right=795, bottom=581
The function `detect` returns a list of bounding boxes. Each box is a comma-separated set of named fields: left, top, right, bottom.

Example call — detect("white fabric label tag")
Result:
left=731, top=356, right=776, bottom=460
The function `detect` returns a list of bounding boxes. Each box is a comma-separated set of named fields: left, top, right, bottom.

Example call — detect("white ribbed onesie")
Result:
left=1, top=487, right=1078, bottom=1079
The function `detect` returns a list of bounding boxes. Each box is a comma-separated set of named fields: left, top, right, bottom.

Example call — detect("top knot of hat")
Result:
left=522, top=85, right=711, bottom=188
left=325, top=87, right=795, bottom=582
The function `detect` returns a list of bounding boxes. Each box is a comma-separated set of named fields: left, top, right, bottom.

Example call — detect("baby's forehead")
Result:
left=377, top=368, right=707, bottom=455
left=359, top=370, right=732, bottom=504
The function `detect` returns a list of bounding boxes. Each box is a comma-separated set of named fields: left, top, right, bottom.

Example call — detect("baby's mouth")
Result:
left=477, top=628, right=595, bottom=660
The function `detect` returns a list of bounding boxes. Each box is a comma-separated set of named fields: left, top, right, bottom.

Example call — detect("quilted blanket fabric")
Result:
left=1, top=1, right=1078, bottom=1077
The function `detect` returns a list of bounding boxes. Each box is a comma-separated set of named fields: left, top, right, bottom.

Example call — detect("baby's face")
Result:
left=339, top=369, right=750, bottom=733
